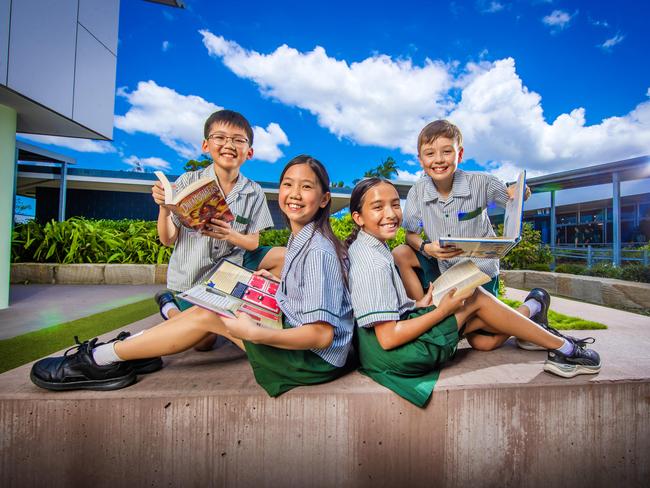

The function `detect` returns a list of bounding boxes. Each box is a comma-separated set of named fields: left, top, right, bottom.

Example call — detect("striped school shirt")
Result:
left=402, top=169, right=509, bottom=278
left=275, top=221, right=354, bottom=367
left=348, top=230, right=415, bottom=327
left=167, top=165, right=274, bottom=292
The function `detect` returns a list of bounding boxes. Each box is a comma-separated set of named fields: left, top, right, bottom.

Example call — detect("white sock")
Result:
left=92, top=343, right=124, bottom=366
left=523, top=298, right=542, bottom=317
left=556, top=338, right=575, bottom=355
left=124, top=331, right=144, bottom=341
left=161, top=302, right=179, bottom=320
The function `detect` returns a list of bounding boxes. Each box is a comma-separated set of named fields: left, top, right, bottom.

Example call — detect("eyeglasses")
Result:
left=207, top=134, right=250, bottom=147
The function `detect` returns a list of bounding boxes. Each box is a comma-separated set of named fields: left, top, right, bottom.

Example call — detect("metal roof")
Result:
left=16, top=141, right=76, bottom=165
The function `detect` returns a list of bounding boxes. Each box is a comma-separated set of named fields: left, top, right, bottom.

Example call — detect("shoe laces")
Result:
left=570, top=336, right=596, bottom=349
left=63, top=336, right=96, bottom=356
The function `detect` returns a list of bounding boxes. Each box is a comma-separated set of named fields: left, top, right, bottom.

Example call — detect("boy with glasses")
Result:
left=152, top=109, right=283, bottom=350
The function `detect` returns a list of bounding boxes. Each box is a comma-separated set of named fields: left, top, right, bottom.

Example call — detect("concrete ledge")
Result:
left=501, top=270, right=650, bottom=311
left=1, top=318, right=648, bottom=487
left=11, top=264, right=169, bottom=285
left=9, top=263, right=55, bottom=284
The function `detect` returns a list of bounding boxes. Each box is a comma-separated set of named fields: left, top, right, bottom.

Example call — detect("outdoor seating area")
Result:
left=1, top=287, right=649, bottom=487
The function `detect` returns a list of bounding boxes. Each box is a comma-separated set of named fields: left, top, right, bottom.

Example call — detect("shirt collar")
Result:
left=357, top=230, right=392, bottom=257
left=423, top=168, right=471, bottom=202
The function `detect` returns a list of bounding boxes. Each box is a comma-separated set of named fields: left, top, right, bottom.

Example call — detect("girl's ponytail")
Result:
left=345, top=226, right=361, bottom=248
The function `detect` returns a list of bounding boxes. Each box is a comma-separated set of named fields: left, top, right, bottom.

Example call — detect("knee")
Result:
left=392, top=244, right=414, bottom=266
left=467, top=334, right=502, bottom=351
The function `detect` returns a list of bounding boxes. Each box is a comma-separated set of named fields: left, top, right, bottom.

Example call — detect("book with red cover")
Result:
left=155, top=171, right=234, bottom=231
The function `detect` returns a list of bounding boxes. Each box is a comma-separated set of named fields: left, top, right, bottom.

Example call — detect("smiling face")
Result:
left=279, top=163, right=330, bottom=234
left=352, top=182, right=402, bottom=242
left=418, top=136, right=464, bottom=190
left=201, top=122, right=254, bottom=173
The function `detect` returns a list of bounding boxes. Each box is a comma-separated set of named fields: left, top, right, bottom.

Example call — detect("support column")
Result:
left=612, top=172, right=621, bottom=267
left=550, top=190, right=556, bottom=270
left=0, top=105, right=17, bottom=310
left=58, top=161, right=67, bottom=221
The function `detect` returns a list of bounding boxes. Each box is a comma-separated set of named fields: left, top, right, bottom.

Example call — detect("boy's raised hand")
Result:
left=151, top=181, right=172, bottom=207
left=426, top=240, right=463, bottom=260
left=201, top=218, right=232, bottom=240
left=507, top=184, right=532, bottom=201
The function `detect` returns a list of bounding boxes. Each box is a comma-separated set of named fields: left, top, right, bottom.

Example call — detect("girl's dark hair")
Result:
left=279, top=155, right=348, bottom=276
left=345, top=177, right=398, bottom=247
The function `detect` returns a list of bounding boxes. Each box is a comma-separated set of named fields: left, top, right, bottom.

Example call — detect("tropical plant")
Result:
left=500, top=222, right=553, bottom=270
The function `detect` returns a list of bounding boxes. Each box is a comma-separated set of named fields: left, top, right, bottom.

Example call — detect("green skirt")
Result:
left=357, top=306, right=459, bottom=407
left=244, top=320, right=351, bottom=397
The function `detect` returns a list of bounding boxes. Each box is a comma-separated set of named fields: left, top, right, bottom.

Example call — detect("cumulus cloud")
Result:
left=478, top=1, right=505, bottom=14
left=599, top=33, right=625, bottom=51
left=18, top=134, right=116, bottom=153
left=200, top=31, right=650, bottom=176
left=542, top=10, right=574, bottom=31
left=200, top=30, right=452, bottom=155
left=162, top=40, right=170, bottom=52
left=124, top=155, right=171, bottom=171
left=114, top=80, right=289, bottom=162
left=395, top=168, right=424, bottom=182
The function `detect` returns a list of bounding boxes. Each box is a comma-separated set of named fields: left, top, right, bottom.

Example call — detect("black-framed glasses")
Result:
left=207, top=134, right=249, bottom=147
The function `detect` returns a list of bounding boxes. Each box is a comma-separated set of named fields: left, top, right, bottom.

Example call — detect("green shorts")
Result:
left=244, top=320, right=353, bottom=397
left=173, top=246, right=275, bottom=311
left=357, top=305, right=459, bottom=407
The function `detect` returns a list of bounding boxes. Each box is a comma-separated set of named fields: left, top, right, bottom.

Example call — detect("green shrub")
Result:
left=526, top=263, right=552, bottom=271
left=581, top=262, right=623, bottom=280
left=554, top=263, right=586, bottom=275
left=259, top=228, right=290, bottom=247
left=619, top=264, right=650, bottom=283
left=500, top=222, right=552, bottom=270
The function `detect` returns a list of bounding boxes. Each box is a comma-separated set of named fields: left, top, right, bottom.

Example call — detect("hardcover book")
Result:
left=438, top=170, right=527, bottom=259
left=154, top=171, right=234, bottom=231
left=178, top=259, right=282, bottom=330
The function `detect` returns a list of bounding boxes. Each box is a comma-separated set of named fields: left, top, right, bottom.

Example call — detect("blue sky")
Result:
left=18, top=0, right=650, bottom=188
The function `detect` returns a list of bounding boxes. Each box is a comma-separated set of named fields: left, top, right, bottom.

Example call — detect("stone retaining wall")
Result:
left=501, top=270, right=650, bottom=311
left=10, top=263, right=168, bottom=285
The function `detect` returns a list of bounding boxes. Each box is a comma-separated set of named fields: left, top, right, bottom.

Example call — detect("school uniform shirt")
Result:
left=402, top=169, right=509, bottom=278
left=348, top=230, right=416, bottom=327
left=275, top=221, right=354, bottom=367
left=167, top=165, right=274, bottom=292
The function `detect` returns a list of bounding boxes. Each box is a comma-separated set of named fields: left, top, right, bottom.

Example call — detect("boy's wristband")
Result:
left=419, top=240, right=431, bottom=254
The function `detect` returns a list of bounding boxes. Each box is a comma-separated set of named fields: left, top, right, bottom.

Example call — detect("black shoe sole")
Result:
left=30, top=370, right=137, bottom=391
left=130, top=357, right=163, bottom=375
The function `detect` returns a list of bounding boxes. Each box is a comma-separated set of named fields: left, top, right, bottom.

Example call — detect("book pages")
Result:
left=431, top=260, right=491, bottom=307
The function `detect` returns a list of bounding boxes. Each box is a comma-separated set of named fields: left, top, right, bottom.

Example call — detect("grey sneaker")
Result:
left=544, top=344, right=602, bottom=378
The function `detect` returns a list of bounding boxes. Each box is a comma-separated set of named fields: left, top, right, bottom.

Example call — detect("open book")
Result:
left=438, top=170, right=527, bottom=259
left=430, top=260, right=491, bottom=307
left=154, top=171, right=234, bottom=231
left=178, top=259, right=282, bottom=330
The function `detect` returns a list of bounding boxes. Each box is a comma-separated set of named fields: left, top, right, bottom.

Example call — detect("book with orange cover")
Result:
left=154, top=171, right=234, bottom=231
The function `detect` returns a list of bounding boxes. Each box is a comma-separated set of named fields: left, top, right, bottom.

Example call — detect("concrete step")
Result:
left=1, top=314, right=649, bottom=487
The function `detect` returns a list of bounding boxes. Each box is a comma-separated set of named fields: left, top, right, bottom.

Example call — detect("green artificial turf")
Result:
left=0, top=298, right=158, bottom=374
left=501, top=298, right=607, bottom=330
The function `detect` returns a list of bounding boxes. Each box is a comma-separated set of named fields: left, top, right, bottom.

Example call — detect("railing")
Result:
left=551, top=245, right=649, bottom=268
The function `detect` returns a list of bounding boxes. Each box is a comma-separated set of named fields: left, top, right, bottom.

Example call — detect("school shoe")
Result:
left=155, top=289, right=179, bottom=320
left=517, top=288, right=556, bottom=350
left=109, top=331, right=164, bottom=374
left=543, top=344, right=602, bottom=378
left=30, top=337, right=136, bottom=391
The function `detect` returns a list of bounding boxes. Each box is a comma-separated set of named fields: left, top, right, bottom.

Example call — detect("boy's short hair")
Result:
left=203, top=109, right=254, bottom=146
left=417, top=120, right=463, bottom=153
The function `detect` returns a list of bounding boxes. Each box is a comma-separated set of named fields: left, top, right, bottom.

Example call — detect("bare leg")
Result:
left=392, top=245, right=425, bottom=300
left=463, top=303, right=534, bottom=351
left=258, top=246, right=286, bottom=278
left=455, top=288, right=564, bottom=350
left=115, top=306, right=245, bottom=360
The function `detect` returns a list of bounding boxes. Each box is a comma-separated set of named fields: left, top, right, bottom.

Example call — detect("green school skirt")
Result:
left=244, top=320, right=351, bottom=397
left=357, top=306, right=459, bottom=407
left=173, top=246, right=274, bottom=311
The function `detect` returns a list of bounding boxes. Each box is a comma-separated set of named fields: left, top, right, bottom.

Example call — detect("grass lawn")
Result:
left=501, top=298, right=607, bottom=330
left=0, top=298, right=157, bottom=374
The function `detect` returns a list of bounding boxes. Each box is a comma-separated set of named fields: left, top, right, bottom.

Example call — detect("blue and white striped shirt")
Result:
left=275, top=221, right=354, bottom=367
left=348, top=230, right=415, bottom=327
left=167, top=165, right=274, bottom=291
left=402, top=169, right=509, bottom=278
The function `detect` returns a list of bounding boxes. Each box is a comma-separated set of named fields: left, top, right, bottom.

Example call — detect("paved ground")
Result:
left=0, top=284, right=165, bottom=339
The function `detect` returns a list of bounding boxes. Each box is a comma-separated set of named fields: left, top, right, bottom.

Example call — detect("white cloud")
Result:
left=18, top=134, right=116, bottom=153
left=200, top=30, right=452, bottom=155
left=589, top=18, right=609, bottom=28
left=394, top=168, right=424, bottom=182
left=200, top=32, right=650, bottom=178
left=114, top=80, right=289, bottom=162
left=124, top=155, right=171, bottom=171
left=599, top=33, right=625, bottom=51
left=479, top=1, right=505, bottom=14
left=542, top=10, right=574, bottom=30
left=162, top=41, right=170, bottom=52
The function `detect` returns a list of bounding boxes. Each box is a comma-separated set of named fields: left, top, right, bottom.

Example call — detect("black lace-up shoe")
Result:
left=30, top=337, right=136, bottom=391
left=517, top=288, right=553, bottom=350
left=110, top=331, right=163, bottom=374
left=544, top=343, right=602, bottom=378
left=155, top=289, right=179, bottom=320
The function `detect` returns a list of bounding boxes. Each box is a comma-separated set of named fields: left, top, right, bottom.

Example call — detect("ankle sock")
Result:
left=556, top=338, right=575, bottom=356
left=161, top=302, right=179, bottom=320
left=92, top=343, right=123, bottom=366
left=523, top=298, right=542, bottom=318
